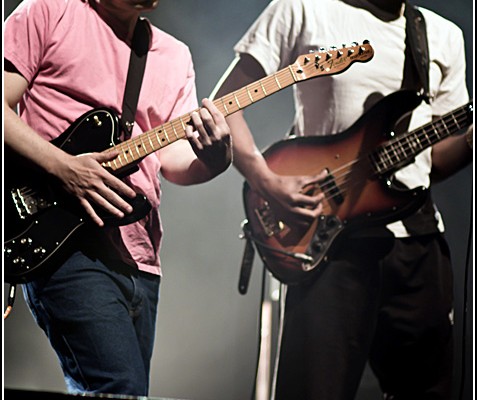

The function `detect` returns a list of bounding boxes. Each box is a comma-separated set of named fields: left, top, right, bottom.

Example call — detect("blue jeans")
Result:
left=23, top=252, right=160, bottom=396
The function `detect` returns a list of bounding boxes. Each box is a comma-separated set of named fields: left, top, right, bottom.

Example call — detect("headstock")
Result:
left=292, top=40, right=374, bottom=82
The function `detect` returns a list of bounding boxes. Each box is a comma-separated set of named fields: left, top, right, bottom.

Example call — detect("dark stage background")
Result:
left=3, top=1, right=474, bottom=399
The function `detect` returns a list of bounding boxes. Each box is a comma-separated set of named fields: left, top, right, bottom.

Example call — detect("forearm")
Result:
left=160, top=140, right=229, bottom=185
left=431, top=127, right=473, bottom=182
left=4, top=102, right=72, bottom=176
left=226, top=111, right=274, bottom=191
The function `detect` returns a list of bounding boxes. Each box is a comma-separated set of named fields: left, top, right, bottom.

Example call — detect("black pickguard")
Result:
left=4, top=108, right=151, bottom=283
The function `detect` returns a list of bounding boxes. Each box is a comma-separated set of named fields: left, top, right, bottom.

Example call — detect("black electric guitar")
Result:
left=242, top=90, right=473, bottom=284
left=4, top=41, right=375, bottom=284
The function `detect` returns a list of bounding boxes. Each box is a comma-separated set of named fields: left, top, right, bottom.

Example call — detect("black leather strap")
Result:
left=403, top=2, right=430, bottom=101
left=121, top=18, right=150, bottom=139
left=401, top=3, right=439, bottom=235
left=238, top=221, right=256, bottom=295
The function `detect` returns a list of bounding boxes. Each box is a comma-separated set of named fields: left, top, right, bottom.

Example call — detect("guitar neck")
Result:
left=102, top=66, right=298, bottom=172
left=101, top=41, right=375, bottom=172
left=371, top=102, right=473, bottom=175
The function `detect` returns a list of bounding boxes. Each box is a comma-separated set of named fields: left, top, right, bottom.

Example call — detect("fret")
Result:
left=138, top=137, right=148, bottom=155
left=274, top=74, right=282, bottom=90
left=260, top=80, right=268, bottom=96
left=246, top=86, right=254, bottom=103
left=379, top=151, right=389, bottom=171
left=389, top=143, right=399, bottom=163
left=147, top=133, right=155, bottom=153
left=162, top=127, right=171, bottom=143
left=419, top=129, right=432, bottom=147
left=370, top=151, right=384, bottom=174
left=132, top=141, right=140, bottom=159
left=288, top=65, right=298, bottom=82
left=113, top=158, right=120, bottom=170
left=450, top=113, right=460, bottom=129
left=439, top=118, right=450, bottom=136
left=179, top=116, right=188, bottom=132
left=383, top=145, right=393, bottom=166
left=171, top=121, right=179, bottom=140
left=404, top=134, right=419, bottom=154
left=122, top=145, right=131, bottom=164
left=233, top=93, right=242, bottom=109
left=395, top=139, right=406, bottom=161
left=431, top=123, right=441, bottom=140
left=117, top=152, right=126, bottom=167
left=221, top=97, right=230, bottom=115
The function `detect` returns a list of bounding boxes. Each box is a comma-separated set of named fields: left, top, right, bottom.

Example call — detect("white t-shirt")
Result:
left=234, top=0, right=469, bottom=237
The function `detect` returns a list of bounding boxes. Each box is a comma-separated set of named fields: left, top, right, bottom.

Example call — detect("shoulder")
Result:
left=6, top=0, right=85, bottom=25
left=149, top=23, right=193, bottom=57
left=418, top=7, right=464, bottom=37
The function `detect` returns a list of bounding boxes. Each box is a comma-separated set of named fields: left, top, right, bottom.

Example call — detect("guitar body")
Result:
left=4, top=108, right=151, bottom=283
left=243, top=90, right=429, bottom=284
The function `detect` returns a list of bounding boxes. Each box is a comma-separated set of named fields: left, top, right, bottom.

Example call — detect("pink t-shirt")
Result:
left=4, top=0, right=200, bottom=275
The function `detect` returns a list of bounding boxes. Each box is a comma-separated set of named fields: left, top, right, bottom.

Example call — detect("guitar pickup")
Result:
left=319, top=173, right=344, bottom=205
left=255, top=201, right=284, bottom=237
left=12, top=187, right=52, bottom=219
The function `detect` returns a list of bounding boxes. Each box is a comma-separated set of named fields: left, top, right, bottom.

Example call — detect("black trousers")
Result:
left=274, top=234, right=453, bottom=400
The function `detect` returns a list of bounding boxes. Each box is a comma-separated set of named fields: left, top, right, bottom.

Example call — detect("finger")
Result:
left=292, top=192, right=325, bottom=208
left=79, top=198, right=105, bottom=227
left=84, top=152, right=137, bottom=199
left=186, top=112, right=203, bottom=149
left=94, top=150, right=121, bottom=162
left=201, top=98, right=225, bottom=124
left=102, top=172, right=137, bottom=199
left=201, top=98, right=229, bottom=140
left=86, top=188, right=130, bottom=218
left=191, top=109, right=213, bottom=145
left=302, top=169, right=328, bottom=187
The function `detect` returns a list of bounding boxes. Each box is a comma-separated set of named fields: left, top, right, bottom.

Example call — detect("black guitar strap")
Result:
left=401, top=2, right=440, bottom=235
left=120, top=18, right=150, bottom=140
left=402, top=2, right=430, bottom=101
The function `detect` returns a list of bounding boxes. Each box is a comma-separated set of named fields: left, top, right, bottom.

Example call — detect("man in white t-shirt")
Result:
left=213, top=0, right=472, bottom=398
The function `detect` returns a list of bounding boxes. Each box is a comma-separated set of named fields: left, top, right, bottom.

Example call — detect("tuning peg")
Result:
left=352, top=41, right=359, bottom=46
left=363, top=39, right=370, bottom=44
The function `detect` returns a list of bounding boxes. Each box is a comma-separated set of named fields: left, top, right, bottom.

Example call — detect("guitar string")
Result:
left=308, top=110, right=470, bottom=207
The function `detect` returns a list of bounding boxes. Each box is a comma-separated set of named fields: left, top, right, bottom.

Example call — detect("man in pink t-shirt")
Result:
left=4, top=0, right=231, bottom=396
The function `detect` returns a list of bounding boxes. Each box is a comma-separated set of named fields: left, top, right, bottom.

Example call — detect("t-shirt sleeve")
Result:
left=423, top=9, right=470, bottom=114
left=432, top=27, right=469, bottom=114
left=4, top=0, right=62, bottom=83
left=169, top=49, right=199, bottom=118
left=233, top=0, right=305, bottom=75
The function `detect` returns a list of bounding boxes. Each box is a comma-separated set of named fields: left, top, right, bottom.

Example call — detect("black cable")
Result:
left=457, top=191, right=472, bottom=400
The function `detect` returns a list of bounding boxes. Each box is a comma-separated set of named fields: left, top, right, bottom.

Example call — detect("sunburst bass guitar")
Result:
left=242, top=90, right=473, bottom=284
left=4, top=42, right=375, bottom=284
